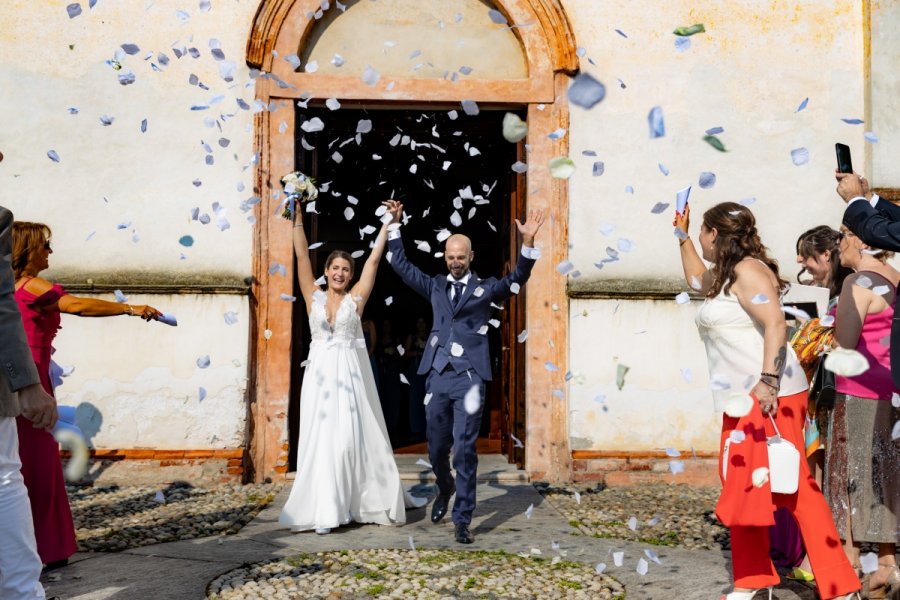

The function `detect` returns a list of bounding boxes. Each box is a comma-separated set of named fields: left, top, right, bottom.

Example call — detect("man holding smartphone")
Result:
left=836, top=166, right=900, bottom=387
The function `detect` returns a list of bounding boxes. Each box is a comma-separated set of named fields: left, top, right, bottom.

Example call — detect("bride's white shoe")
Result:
left=404, top=490, right=428, bottom=509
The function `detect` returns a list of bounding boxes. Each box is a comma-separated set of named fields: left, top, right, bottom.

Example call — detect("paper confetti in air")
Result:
left=416, top=458, right=433, bottom=469
left=567, top=73, right=606, bottom=109
left=502, top=113, right=528, bottom=143
left=648, top=106, right=665, bottom=138
left=824, top=348, right=870, bottom=377
left=751, top=467, right=769, bottom=487
left=723, top=393, right=754, bottom=418
left=549, top=157, right=576, bottom=179
left=616, top=364, right=629, bottom=390
left=613, top=551, right=624, bottom=567
left=791, top=147, right=810, bottom=166
left=463, top=384, right=481, bottom=415
left=524, top=503, right=534, bottom=519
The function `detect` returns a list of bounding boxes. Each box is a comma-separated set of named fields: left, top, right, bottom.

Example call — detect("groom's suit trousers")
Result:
left=425, top=367, right=485, bottom=526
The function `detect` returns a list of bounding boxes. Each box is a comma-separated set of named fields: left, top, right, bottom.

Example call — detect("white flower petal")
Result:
left=751, top=467, right=770, bottom=487
left=549, top=156, right=576, bottom=179
left=723, top=392, right=754, bottom=418
left=824, top=348, right=870, bottom=377
left=502, top=112, right=528, bottom=143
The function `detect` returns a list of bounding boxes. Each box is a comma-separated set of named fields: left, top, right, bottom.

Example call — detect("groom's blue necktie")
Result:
left=450, top=281, right=464, bottom=309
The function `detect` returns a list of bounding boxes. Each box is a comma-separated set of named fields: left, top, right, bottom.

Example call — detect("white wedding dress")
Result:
left=279, top=293, right=422, bottom=532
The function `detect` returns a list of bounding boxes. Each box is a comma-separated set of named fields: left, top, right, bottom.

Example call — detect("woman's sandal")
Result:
left=863, top=564, right=900, bottom=600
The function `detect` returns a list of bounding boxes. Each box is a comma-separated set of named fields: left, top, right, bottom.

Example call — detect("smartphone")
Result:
left=835, top=143, right=853, bottom=174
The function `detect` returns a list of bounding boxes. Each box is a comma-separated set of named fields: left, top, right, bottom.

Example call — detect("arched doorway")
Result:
left=245, top=0, right=576, bottom=483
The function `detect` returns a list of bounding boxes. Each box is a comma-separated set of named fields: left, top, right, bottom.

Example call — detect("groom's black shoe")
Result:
left=431, top=493, right=452, bottom=523
left=454, top=523, right=474, bottom=544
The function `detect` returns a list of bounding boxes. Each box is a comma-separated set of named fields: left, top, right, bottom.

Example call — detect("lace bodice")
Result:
left=309, top=293, right=365, bottom=348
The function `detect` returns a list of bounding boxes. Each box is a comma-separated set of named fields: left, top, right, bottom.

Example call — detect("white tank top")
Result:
left=695, top=289, right=808, bottom=412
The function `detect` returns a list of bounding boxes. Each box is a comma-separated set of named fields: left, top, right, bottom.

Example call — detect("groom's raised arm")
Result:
left=384, top=200, right=433, bottom=299
left=491, top=208, right=546, bottom=302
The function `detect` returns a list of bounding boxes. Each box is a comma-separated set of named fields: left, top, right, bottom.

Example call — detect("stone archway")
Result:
left=245, top=0, right=577, bottom=483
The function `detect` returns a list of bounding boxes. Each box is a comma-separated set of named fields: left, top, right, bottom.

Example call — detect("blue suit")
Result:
left=387, top=234, right=536, bottom=525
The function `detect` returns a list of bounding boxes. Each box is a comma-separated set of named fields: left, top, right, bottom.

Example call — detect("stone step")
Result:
left=285, top=454, right=529, bottom=483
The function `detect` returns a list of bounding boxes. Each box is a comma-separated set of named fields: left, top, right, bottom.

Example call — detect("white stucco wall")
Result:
left=1, top=0, right=892, bottom=461
left=51, top=293, right=249, bottom=449
left=562, top=0, right=872, bottom=451
left=568, top=298, right=721, bottom=452
left=0, top=0, right=258, bottom=274
left=871, top=0, right=900, bottom=186
left=0, top=1, right=259, bottom=450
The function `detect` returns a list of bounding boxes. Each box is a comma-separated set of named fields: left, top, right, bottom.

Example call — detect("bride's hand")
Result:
left=383, top=199, right=403, bottom=224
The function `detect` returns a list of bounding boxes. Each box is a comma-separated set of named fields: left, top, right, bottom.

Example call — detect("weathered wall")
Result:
left=0, top=1, right=258, bottom=453
left=871, top=0, right=900, bottom=186
left=0, top=0, right=891, bottom=476
left=562, top=0, right=870, bottom=452
left=51, top=294, right=249, bottom=449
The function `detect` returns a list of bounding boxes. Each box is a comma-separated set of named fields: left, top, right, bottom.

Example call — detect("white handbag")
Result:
left=722, top=415, right=800, bottom=494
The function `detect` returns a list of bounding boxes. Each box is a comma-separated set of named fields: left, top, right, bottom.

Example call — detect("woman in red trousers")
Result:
left=676, top=203, right=860, bottom=600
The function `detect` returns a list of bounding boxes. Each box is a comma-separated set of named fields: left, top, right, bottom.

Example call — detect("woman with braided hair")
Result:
left=676, top=202, right=860, bottom=600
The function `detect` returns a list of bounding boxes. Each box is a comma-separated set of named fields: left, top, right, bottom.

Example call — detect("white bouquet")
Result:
left=280, top=171, right=318, bottom=219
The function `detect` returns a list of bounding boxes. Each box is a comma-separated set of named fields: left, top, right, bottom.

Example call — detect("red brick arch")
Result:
left=245, top=0, right=576, bottom=482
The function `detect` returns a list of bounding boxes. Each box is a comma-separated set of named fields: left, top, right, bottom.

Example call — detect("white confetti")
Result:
left=824, top=348, right=870, bottom=376
left=556, top=260, right=575, bottom=276
left=399, top=373, right=409, bottom=385
left=510, top=282, right=521, bottom=294
left=595, top=563, right=607, bottom=574
left=502, top=112, right=528, bottom=143
left=511, top=434, right=524, bottom=448
left=613, top=551, right=624, bottom=567
left=524, top=503, right=534, bottom=519
left=154, top=491, right=166, bottom=503
left=751, top=467, right=769, bottom=487
left=451, top=343, right=464, bottom=357
left=636, top=558, right=649, bottom=575
left=196, top=355, right=211, bottom=369
left=549, top=157, right=576, bottom=179
left=791, top=147, right=809, bottom=166
left=751, top=294, right=769, bottom=304
left=644, top=549, right=661, bottom=564
left=627, top=516, right=637, bottom=531
left=517, top=330, right=528, bottom=343
left=723, top=392, right=753, bottom=418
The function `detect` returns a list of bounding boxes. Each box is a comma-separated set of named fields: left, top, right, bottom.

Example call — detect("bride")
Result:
left=279, top=200, right=426, bottom=534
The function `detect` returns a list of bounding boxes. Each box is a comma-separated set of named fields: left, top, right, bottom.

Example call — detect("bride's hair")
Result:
left=325, top=250, right=355, bottom=277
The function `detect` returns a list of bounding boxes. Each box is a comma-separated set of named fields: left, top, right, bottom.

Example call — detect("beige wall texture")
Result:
left=0, top=0, right=893, bottom=461
left=0, top=0, right=259, bottom=450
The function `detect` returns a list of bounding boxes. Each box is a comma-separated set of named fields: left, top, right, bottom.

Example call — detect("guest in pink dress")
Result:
left=11, top=221, right=161, bottom=569
left=828, top=225, right=900, bottom=598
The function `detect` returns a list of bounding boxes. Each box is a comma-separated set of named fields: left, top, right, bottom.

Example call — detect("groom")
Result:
left=385, top=200, right=544, bottom=544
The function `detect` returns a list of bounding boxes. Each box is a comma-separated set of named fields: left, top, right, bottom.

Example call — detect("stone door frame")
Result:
left=245, top=0, right=577, bottom=482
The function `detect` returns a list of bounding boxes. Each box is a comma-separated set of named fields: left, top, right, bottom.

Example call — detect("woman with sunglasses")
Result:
left=11, top=221, right=161, bottom=569
left=827, top=225, right=900, bottom=598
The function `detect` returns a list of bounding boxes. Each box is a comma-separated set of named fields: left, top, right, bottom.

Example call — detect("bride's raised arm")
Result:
left=351, top=200, right=398, bottom=313
left=292, top=211, right=319, bottom=303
